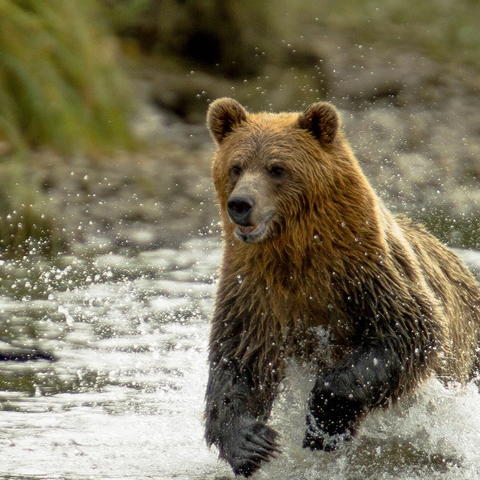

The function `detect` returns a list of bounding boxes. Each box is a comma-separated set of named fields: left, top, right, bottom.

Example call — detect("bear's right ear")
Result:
left=207, top=98, right=248, bottom=144
left=297, top=102, right=340, bottom=146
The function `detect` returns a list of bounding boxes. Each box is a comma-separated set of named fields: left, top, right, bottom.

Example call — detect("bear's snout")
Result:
left=227, top=195, right=255, bottom=226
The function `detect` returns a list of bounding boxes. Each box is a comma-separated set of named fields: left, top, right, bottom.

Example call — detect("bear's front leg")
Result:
left=303, top=346, right=401, bottom=451
left=205, top=359, right=281, bottom=477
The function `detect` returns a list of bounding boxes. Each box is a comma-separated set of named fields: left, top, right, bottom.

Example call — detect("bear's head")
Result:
left=207, top=98, right=368, bottom=247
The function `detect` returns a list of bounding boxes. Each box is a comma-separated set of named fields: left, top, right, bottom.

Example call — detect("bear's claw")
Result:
left=223, top=418, right=281, bottom=477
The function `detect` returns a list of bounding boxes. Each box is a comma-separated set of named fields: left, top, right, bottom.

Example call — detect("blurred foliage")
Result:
left=0, top=0, right=477, bottom=256
left=0, top=0, right=134, bottom=155
left=0, top=158, right=67, bottom=257
left=1, top=0, right=476, bottom=156
left=103, top=0, right=480, bottom=74
left=0, top=0, right=136, bottom=256
left=416, top=212, right=480, bottom=251
left=275, top=0, right=480, bottom=71
left=103, top=0, right=275, bottom=78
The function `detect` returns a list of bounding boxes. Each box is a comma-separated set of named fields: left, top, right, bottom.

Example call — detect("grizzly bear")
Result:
left=204, top=98, right=480, bottom=477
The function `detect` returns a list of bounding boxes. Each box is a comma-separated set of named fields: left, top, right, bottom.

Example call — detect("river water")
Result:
left=1, top=237, right=480, bottom=480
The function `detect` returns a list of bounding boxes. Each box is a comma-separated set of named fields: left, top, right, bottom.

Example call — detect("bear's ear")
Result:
left=297, top=102, right=340, bottom=146
left=207, top=98, right=248, bottom=144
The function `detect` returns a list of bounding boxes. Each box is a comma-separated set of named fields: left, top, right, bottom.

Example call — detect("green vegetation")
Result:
left=0, top=0, right=135, bottom=256
left=416, top=212, right=480, bottom=250
left=104, top=0, right=274, bottom=78
left=0, top=0, right=134, bottom=155
left=104, top=0, right=480, bottom=73
left=0, top=157, right=67, bottom=257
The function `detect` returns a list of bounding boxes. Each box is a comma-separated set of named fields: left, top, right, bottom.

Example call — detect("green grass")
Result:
left=0, top=0, right=137, bottom=256
left=0, top=0, right=134, bottom=155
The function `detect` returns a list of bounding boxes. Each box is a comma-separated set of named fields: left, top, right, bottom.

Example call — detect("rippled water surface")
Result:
left=1, top=239, right=480, bottom=480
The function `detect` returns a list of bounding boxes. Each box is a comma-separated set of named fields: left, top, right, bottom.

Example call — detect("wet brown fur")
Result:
left=204, top=98, right=480, bottom=476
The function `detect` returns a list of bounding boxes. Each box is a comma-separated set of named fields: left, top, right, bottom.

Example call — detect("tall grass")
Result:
left=0, top=0, right=135, bottom=256
left=0, top=0, right=134, bottom=155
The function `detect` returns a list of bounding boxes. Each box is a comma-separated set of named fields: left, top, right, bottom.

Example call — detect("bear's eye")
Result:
left=268, top=165, right=285, bottom=178
left=231, top=165, right=242, bottom=176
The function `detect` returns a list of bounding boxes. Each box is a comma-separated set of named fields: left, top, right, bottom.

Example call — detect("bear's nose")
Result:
left=227, top=195, right=255, bottom=225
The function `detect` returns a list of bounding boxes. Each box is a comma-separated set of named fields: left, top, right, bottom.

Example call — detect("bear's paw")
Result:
left=221, top=416, right=281, bottom=477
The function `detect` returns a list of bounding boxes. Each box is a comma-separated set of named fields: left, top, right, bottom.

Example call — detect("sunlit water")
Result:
left=1, top=238, right=480, bottom=480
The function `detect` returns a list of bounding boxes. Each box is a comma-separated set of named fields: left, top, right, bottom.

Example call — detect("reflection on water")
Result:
left=1, top=240, right=480, bottom=479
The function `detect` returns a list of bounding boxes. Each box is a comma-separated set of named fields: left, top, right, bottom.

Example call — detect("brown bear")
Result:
left=204, top=97, right=480, bottom=477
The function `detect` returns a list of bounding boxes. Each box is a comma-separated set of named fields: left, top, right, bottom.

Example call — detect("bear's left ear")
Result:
left=297, top=102, right=340, bottom=146
left=207, top=97, right=248, bottom=145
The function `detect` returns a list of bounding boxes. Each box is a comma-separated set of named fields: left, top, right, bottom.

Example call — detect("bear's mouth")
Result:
left=233, top=213, right=274, bottom=243
left=237, top=223, right=265, bottom=236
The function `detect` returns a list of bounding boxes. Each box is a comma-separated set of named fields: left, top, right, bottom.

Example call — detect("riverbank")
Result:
left=8, top=36, right=480, bottom=256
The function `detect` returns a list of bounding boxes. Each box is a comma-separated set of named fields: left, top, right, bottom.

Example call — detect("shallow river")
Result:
left=1, top=238, right=480, bottom=480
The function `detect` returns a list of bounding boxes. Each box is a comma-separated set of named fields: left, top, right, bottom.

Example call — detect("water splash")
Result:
left=0, top=241, right=479, bottom=479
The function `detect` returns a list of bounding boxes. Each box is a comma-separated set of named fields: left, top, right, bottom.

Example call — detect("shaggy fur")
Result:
left=204, top=98, right=480, bottom=477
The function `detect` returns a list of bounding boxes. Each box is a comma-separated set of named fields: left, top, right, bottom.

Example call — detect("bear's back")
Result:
left=396, top=215, right=480, bottom=382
